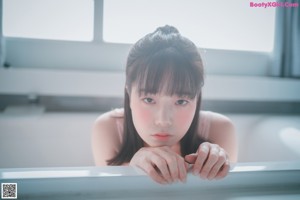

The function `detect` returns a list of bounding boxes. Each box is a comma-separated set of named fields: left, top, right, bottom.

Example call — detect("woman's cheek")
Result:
left=136, top=107, right=152, bottom=126
left=175, top=108, right=195, bottom=130
left=132, top=102, right=152, bottom=127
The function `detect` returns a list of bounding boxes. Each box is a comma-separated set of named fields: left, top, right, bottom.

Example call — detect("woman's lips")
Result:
left=152, top=133, right=171, bottom=141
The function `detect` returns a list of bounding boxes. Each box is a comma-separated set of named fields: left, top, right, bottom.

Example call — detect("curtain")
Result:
left=273, top=0, right=300, bottom=78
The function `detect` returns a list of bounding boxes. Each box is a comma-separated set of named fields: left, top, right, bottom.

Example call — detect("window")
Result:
left=103, top=0, right=276, bottom=52
left=3, top=0, right=94, bottom=41
left=1, top=0, right=277, bottom=75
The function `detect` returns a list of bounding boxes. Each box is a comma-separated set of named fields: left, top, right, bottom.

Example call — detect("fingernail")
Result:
left=202, top=146, right=208, bottom=153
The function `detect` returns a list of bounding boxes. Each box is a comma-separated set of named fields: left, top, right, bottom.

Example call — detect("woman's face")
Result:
left=129, top=84, right=197, bottom=148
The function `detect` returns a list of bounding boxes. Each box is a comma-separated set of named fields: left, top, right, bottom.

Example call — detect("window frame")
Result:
left=2, top=0, right=275, bottom=76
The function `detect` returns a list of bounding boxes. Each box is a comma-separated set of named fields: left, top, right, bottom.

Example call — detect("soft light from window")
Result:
left=103, top=0, right=276, bottom=52
left=3, top=0, right=94, bottom=41
left=279, top=127, right=300, bottom=155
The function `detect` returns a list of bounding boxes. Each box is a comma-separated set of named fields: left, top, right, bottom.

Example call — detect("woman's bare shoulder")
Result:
left=200, top=111, right=233, bottom=126
left=94, top=108, right=124, bottom=127
left=201, top=111, right=237, bottom=162
left=92, top=109, right=124, bottom=166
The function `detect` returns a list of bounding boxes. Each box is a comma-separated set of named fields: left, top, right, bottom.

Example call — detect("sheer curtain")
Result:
left=273, top=0, right=300, bottom=78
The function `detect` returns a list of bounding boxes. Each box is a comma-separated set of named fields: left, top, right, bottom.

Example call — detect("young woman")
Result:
left=92, top=25, right=238, bottom=184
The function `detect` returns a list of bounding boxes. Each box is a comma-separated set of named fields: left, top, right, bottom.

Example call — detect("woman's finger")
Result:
left=130, top=148, right=170, bottom=184
left=177, top=156, right=187, bottom=183
left=207, top=149, right=227, bottom=180
left=184, top=153, right=197, bottom=164
left=152, top=147, right=180, bottom=183
left=143, top=161, right=169, bottom=184
left=149, top=153, right=173, bottom=183
left=192, top=143, right=210, bottom=175
left=215, top=160, right=230, bottom=180
left=199, top=145, right=219, bottom=179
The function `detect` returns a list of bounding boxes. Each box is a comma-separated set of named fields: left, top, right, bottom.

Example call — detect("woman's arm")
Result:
left=184, top=112, right=238, bottom=180
left=91, top=112, right=121, bottom=166
left=208, top=112, right=238, bottom=163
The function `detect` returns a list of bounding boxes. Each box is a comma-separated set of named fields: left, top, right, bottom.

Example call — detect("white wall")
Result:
left=1, top=67, right=300, bottom=101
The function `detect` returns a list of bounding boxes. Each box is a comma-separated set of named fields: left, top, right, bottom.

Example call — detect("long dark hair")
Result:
left=108, top=25, right=205, bottom=165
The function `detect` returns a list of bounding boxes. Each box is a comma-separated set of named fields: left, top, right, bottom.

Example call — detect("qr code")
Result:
left=1, top=183, right=17, bottom=199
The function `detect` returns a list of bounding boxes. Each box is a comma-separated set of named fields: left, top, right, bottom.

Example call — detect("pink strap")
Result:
left=199, top=111, right=211, bottom=140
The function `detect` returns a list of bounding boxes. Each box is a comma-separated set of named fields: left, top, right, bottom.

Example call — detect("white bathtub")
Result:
left=0, top=110, right=300, bottom=168
left=1, top=162, right=300, bottom=200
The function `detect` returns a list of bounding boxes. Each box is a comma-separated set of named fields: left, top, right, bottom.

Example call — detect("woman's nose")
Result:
left=154, top=107, right=172, bottom=128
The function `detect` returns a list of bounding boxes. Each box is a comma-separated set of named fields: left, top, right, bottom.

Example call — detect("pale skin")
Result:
left=92, top=84, right=238, bottom=184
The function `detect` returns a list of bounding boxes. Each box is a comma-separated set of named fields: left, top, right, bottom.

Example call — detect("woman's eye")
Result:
left=143, top=98, right=155, bottom=104
left=176, top=99, right=188, bottom=105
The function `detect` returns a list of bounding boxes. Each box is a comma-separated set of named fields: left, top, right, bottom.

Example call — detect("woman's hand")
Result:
left=184, top=142, right=230, bottom=180
left=130, top=146, right=188, bottom=184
